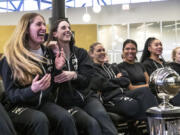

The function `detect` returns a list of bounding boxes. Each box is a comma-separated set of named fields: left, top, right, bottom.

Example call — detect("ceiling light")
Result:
left=82, top=7, right=91, bottom=23
left=93, top=4, right=101, bottom=13
left=122, top=4, right=130, bottom=10
left=82, top=13, right=91, bottom=23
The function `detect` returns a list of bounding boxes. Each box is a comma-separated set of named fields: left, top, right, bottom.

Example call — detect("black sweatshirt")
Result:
left=54, top=46, right=96, bottom=107
left=169, top=62, right=180, bottom=75
left=90, top=63, right=130, bottom=102
left=142, top=58, right=166, bottom=76
left=0, top=45, right=55, bottom=110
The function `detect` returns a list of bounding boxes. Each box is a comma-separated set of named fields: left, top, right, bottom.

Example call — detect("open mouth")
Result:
left=127, top=54, right=135, bottom=57
left=64, top=31, right=72, bottom=36
left=38, top=33, right=45, bottom=36
left=99, top=55, right=105, bottom=59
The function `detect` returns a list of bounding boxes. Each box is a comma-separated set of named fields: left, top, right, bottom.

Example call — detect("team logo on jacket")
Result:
left=72, top=54, right=78, bottom=71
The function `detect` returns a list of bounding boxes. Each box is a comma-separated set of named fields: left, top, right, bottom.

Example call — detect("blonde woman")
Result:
left=169, top=47, right=180, bottom=75
left=0, top=13, right=77, bottom=135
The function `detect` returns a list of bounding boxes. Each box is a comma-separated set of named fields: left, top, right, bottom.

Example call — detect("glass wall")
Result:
left=176, top=20, right=180, bottom=46
left=98, top=24, right=128, bottom=63
left=98, top=20, right=180, bottom=63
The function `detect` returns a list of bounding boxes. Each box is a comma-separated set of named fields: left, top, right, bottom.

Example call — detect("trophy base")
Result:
left=147, top=106, right=180, bottom=119
left=147, top=106, right=180, bottom=135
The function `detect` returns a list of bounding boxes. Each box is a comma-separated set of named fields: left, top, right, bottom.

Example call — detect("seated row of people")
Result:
left=88, top=42, right=158, bottom=120
left=0, top=12, right=118, bottom=135
left=0, top=12, right=177, bottom=135
left=89, top=37, right=180, bottom=108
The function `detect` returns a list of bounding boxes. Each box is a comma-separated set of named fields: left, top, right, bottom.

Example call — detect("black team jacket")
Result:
left=53, top=45, right=96, bottom=108
left=0, top=45, right=55, bottom=111
left=90, top=63, right=130, bottom=102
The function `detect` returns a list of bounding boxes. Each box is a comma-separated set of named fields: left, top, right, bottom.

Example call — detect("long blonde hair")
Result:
left=4, top=13, right=45, bottom=86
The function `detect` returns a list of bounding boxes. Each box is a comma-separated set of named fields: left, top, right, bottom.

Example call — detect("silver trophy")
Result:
left=150, top=67, right=180, bottom=111
left=147, top=67, right=180, bottom=135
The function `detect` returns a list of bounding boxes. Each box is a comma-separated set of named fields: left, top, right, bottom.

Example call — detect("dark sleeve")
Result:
left=71, top=48, right=95, bottom=90
left=109, top=77, right=130, bottom=88
left=139, top=63, right=146, bottom=72
left=90, top=68, right=130, bottom=92
left=116, top=63, right=129, bottom=78
left=0, top=58, right=38, bottom=104
left=110, top=63, right=119, bottom=74
left=142, top=61, right=154, bottom=76
left=88, top=72, right=119, bottom=92
left=110, top=63, right=130, bottom=87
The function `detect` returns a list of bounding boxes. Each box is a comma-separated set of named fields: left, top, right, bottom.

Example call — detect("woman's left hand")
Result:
left=54, top=71, right=77, bottom=83
left=116, top=73, right=122, bottom=78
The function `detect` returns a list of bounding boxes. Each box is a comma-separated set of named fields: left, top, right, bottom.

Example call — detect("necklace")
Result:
left=153, top=60, right=164, bottom=69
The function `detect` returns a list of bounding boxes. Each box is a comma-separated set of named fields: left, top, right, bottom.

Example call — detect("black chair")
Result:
left=104, top=102, right=149, bottom=135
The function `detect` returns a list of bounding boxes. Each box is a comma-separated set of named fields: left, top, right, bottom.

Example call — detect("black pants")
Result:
left=0, top=103, right=17, bottom=135
left=69, top=97, right=118, bottom=135
left=106, top=87, right=158, bottom=119
left=9, top=102, right=77, bottom=135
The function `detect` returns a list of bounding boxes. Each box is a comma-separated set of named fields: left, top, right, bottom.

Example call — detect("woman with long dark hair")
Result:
left=46, top=19, right=118, bottom=135
left=140, top=37, right=166, bottom=76
left=140, top=37, right=180, bottom=106
left=118, top=39, right=149, bottom=90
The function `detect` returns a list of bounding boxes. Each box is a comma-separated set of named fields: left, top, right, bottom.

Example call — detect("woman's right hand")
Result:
left=31, top=74, right=51, bottom=93
left=55, top=48, right=66, bottom=70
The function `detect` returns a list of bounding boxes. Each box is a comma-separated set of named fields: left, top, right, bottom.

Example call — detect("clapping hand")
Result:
left=116, top=73, right=122, bottom=78
left=55, top=48, right=66, bottom=70
left=54, top=71, right=77, bottom=83
left=31, top=74, right=51, bottom=93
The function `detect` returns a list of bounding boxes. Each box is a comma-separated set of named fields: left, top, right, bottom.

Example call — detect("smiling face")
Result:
left=91, top=44, right=106, bottom=64
left=148, top=39, right=163, bottom=57
left=28, top=15, right=46, bottom=49
left=123, top=43, right=137, bottom=62
left=53, top=21, right=72, bottom=44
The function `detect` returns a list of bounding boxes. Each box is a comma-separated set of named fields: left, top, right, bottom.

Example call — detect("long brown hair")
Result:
left=4, top=13, right=45, bottom=86
left=46, top=18, right=75, bottom=51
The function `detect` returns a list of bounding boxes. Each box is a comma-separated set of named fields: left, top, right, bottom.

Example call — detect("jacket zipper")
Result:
left=38, top=63, right=46, bottom=106
left=66, top=56, right=84, bottom=102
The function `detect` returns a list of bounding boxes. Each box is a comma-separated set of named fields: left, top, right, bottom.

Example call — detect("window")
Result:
left=0, top=0, right=165, bottom=12
left=98, top=20, right=180, bottom=63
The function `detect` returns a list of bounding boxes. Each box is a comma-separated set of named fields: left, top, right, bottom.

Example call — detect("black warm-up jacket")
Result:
left=90, top=63, right=130, bottom=102
left=0, top=45, right=55, bottom=111
left=53, top=45, right=96, bottom=107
